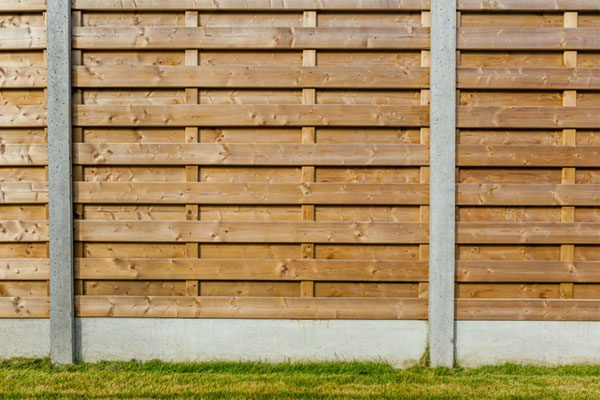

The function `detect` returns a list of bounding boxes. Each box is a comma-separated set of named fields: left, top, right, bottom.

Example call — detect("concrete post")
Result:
left=429, top=0, right=456, bottom=367
left=47, top=0, right=75, bottom=364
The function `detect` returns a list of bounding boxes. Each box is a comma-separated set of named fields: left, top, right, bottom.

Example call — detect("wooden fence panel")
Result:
left=68, top=2, right=431, bottom=319
left=0, top=6, right=49, bottom=317
left=455, top=4, right=600, bottom=320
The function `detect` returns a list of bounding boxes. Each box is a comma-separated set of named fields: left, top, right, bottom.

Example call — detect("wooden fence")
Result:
left=0, top=0, right=599, bottom=321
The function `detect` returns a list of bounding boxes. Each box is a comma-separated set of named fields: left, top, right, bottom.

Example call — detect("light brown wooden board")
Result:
left=456, top=299, right=600, bottom=320
left=73, top=27, right=430, bottom=50
left=457, top=261, right=600, bottom=283
left=458, top=0, right=600, bottom=11
left=75, top=258, right=428, bottom=281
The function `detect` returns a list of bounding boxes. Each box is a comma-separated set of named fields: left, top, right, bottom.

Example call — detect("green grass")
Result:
left=1, top=358, right=600, bottom=399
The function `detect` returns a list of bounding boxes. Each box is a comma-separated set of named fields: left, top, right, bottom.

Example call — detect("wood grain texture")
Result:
left=0, top=67, right=46, bottom=89
left=0, top=106, right=47, bottom=127
left=75, top=221, right=429, bottom=244
left=456, top=299, right=600, bottom=321
left=74, top=105, right=429, bottom=127
left=75, top=258, right=428, bottom=281
left=0, top=0, right=46, bottom=11
left=0, top=28, right=45, bottom=50
left=72, top=0, right=431, bottom=11
left=0, top=296, right=49, bottom=318
left=0, top=259, right=49, bottom=280
left=457, top=145, right=600, bottom=167
left=457, top=222, right=600, bottom=244
left=0, top=183, right=48, bottom=204
left=0, top=220, right=48, bottom=242
left=458, top=67, right=600, bottom=90
left=73, top=143, right=429, bottom=166
left=459, top=28, right=600, bottom=50
left=457, top=261, right=600, bottom=283
left=458, top=184, right=600, bottom=206
left=76, top=296, right=428, bottom=319
left=73, top=27, right=430, bottom=50
left=458, top=0, right=600, bottom=11
left=458, top=107, right=600, bottom=129
left=73, top=66, right=429, bottom=89
left=74, top=182, right=429, bottom=204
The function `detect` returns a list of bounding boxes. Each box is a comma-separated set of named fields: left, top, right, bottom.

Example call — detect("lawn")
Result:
left=1, top=358, right=599, bottom=399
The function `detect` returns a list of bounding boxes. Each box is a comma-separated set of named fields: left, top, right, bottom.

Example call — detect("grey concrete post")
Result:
left=429, top=0, right=456, bottom=367
left=47, top=0, right=75, bottom=364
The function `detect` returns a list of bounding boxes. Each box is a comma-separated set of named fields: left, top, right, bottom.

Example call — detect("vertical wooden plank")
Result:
left=420, top=10, right=431, bottom=304
left=430, top=0, right=456, bottom=368
left=185, top=10, right=200, bottom=296
left=300, top=10, right=317, bottom=298
left=560, top=11, right=577, bottom=300
left=48, top=0, right=74, bottom=364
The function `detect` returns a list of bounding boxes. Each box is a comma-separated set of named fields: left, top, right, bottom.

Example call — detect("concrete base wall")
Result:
left=77, top=319, right=428, bottom=368
left=455, top=321, right=600, bottom=367
left=3, top=319, right=600, bottom=367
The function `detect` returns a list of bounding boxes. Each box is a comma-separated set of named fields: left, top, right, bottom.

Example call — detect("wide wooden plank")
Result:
left=0, top=259, right=49, bottom=280
left=458, top=184, right=600, bottom=206
left=0, top=106, right=47, bottom=128
left=458, top=67, right=600, bottom=90
left=75, top=105, right=428, bottom=127
left=457, top=145, right=600, bottom=167
left=458, top=107, right=600, bottom=129
left=0, top=221, right=49, bottom=242
left=76, top=258, right=428, bottom=281
left=0, top=0, right=46, bottom=11
left=457, top=261, right=600, bottom=283
left=76, top=296, right=428, bottom=319
left=73, top=66, right=429, bottom=89
left=459, top=28, right=600, bottom=50
left=0, top=296, right=49, bottom=318
left=456, top=299, right=600, bottom=321
left=74, top=143, right=429, bottom=166
left=0, top=145, right=48, bottom=166
left=457, top=222, right=600, bottom=244
left=458, top=0, right=600, bottom=11
left=75, top=221, right=429, bottom=243
left=0, top=183, right=48, bottom=204
left=74, top=182, right=428, bottom=204
left=0, top=67, right=46, bottom=89
left=72, top=0, right=430, bottom=11
left=0, top=28, right=46, bottom=50
left=73, top=27, right=430, bottom=50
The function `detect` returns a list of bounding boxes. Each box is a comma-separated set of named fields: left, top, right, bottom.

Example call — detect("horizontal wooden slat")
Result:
left=0, top=106, right=47, bottom=128
left=0, top=67, right=46, bottom=89
left=457, top=145, right=600, bottom=167
left=456, top=299, right=600, bottom=321
left=74, top=105, right=429, bottom=127
left=457, top=261, right=600, bottom=283
left=74, top=182, right=428, bottom=204
left=0, top=0, right=46, bottom=11
left=458, top=107, right=600, bottom=129
left=76, top=296, right=428, bottom=319
left=457, top=222, right=600, bottom=244
left=0, top=259, right=49, bottom=280
left=76, top=258, right=428, bottom=281
left=0, top=183, right=48, bottom=204
left=458, top=0, right=600, bottom=11
left=0, top=296, right=49, bottom=318
left=0, top=28, right=46, bottom=50
left=459, top=28, right=600, bottom=50
left=72, top=0, right=431, bottom=11
left=0, top=145, right=48, bottom=166
left=73, top=27, right=430, bottom=50
left=75, top=221, right=429, bottom=243
left=458, top=184, right=600, bottom=206
left=74, top=143, right=429, bottom=166
left=0, top=221, right=49, bottom=242
left=458, top=68, right=600, bottom=90
left=73, top=66, right=429, bottom=89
